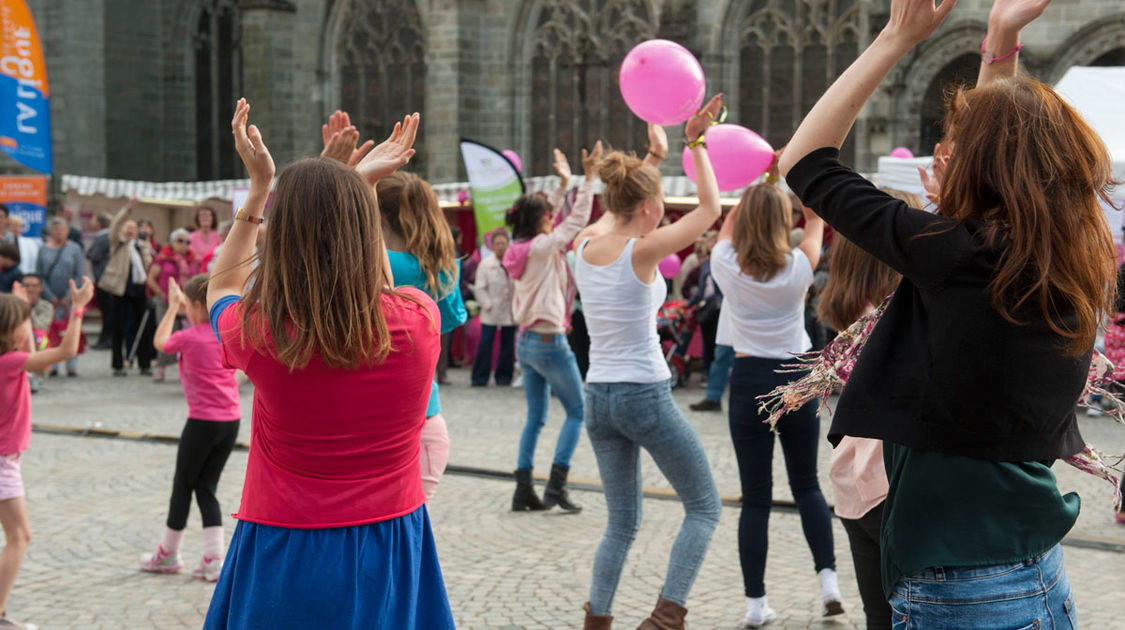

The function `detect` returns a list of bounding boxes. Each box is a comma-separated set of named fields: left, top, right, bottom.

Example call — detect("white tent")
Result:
left=877, top=66, right=1125, bottom=235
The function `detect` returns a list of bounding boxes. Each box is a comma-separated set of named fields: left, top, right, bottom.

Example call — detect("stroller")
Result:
left=657, top=299, right=699, bottom=388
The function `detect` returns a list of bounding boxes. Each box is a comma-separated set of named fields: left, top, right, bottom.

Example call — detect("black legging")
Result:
left=110, top=284, right=153, bottom=370
left=728, top=356, right=835, bottom=598
left=841, top=503, right=891, bottom=630
left=167, top=419, right=240, bottom=530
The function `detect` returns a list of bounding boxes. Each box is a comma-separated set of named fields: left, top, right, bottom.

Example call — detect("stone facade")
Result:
left=3, top=0, right=1123, bottom=185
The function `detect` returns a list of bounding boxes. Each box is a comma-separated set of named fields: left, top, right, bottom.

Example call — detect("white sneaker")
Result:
left=192, top=555, right=223, bottom=582
left=819, top=568, right=845, bottom=616
left=742, top=596, right=777, bottom=628
left=511, top=373, right=523, bottom=388
left=139, top=545, right=183, bottom=574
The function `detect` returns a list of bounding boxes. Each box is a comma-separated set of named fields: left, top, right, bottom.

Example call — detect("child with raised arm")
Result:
left=139, top=274, right=240, bottom=582
left=0, top=276, right=93, bottom=629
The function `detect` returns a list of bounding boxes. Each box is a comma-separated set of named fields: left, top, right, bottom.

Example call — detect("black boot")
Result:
left=542, top=463, right=582, bottom=512
left=511, top=468, right=547, bottom=512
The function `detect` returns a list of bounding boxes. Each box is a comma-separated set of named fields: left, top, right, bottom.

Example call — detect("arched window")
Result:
left=736, top=0, right=860, bottom=164
left=528, top=1, right=658, bottom=176
left=194, top=1, right=241, bottom=180
left=1092, top=48, right=1125, bottom=66
left=918, top=53, right=978, bottom=156
left=337, top=0, right=427, bottom=175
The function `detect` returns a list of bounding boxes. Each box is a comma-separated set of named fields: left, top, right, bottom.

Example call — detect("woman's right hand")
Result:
left=552, top=148, right=572, bottom=187
left=232, top=98, right=276, bottom=189
left=70, top=277, right=94, bottom=310
left=685, top=94, right=724, bottom=144
left=580, top=141, right=604, bottom=182
left=355, top=113, right=420, bottom=185
left=988, top=0, right=1051, bottom=32
left=883, top=0, right=959, bottom=48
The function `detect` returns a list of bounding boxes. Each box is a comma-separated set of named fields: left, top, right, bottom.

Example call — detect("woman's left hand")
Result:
left=355, top=113, right=419, bottom=185
left=70, top=277, right=95, bottom=310
left=884, top=0, right=959, bottom=48
left=685, top=94, right=724, bottom=144
left=988, top=0, right=1051, bottom=32
left=232, top=98, right=276, bottom=189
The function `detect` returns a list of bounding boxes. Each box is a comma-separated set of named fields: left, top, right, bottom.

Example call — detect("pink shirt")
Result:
left=215, top=288, right=440, bottom=528
left=0, top=352, right=32, bottom=455
left=829, top=436, right=888, bottom=519
left=189, top=230, right=221, bottom=261
left=163, top=323, right=240, bottom=421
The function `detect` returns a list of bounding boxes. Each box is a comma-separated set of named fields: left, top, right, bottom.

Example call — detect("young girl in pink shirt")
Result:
left=0, top=276, right=93, bottom=630
left=139, top=274, right=241, bottom=582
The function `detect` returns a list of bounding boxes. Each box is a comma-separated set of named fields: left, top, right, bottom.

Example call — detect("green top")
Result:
left=880, top=442, right=1080, bottom=598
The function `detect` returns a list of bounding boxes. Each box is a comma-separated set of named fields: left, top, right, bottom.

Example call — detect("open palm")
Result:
left=989, top=0, right=1052, bottom=31
left=355, top=113, right=420, bottom=185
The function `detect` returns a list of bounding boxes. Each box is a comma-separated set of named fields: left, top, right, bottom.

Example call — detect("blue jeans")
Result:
left=515, top=333, right=585, bottom=470
left=584, top=380, right=721, bottom=614
left=704, top=344, right=734, bottom=402
left=889, top=544, right=1076, bottom=630
left=472, top=324, right=516, bottom=386
left=729, top=356, right=835, bottom=598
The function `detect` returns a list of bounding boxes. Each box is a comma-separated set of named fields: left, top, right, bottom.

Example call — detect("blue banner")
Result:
left=0, top=0, right=52, bottom=174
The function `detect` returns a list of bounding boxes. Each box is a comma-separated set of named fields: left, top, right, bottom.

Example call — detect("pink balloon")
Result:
left=619, top=40, right=705, bottom=126
left=682, top=124, right=774, bottom=192
left=502, top=150, right=523, bottom=173
left=889, top=147, right=914, bottom=159
left=658, top=254, right=682, bottom=279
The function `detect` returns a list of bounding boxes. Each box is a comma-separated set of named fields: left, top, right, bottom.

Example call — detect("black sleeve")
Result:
left=786, top=147, right=971, bottom=288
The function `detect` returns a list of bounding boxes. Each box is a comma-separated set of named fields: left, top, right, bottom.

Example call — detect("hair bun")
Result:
left=597, top=151, right=641, bottom=186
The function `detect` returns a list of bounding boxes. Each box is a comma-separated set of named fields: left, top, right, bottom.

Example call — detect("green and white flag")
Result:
left=459, top=139, right=525, bottom=242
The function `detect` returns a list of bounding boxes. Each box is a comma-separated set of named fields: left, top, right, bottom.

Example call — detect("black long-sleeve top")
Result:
left=787, top=148, right=1086, bottom=461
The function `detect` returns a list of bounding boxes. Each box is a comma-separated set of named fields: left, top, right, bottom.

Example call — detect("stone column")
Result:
left=425, top=0, right=461, bottom=183
left=239, top=1, right=298, bottom=167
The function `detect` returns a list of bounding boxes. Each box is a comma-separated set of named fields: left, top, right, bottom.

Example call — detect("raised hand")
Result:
left=320, top=110, right=375, bottom=167
left=355, top=113, right=419, bottom=185
left=917, top=142, right=949, bottom=206
left=647, top=124, right=668, bottom=159
left=552, top=148, right=572, bottom=186
left=232, top=98, right=276, bottom=188
left=988, top=0, right=1051, bottom=32
left=70, top=277, right=95, bottom=310
left=167, top=277, right=186, bottom=313
left=685, top=94, right=724, bottom=143
left=581, top=141, right=604, bottom=182
left=884, top=0, right=959, bottom=47
left=10, top=281, right=27, bottom=303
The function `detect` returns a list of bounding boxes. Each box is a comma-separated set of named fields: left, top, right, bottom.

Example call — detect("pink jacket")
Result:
left=503, top=182, right=594, bottom=333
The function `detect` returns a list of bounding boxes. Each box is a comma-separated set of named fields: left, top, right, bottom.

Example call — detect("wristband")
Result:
left=73, top=307, right=87, bottom=319
left=645, top=146, right=667, bottom=161
left=981, top=37, right=1023, bottom=64
left=234, top=206, right=265, bottom=225
left=687, top=135, right=707, bottom=149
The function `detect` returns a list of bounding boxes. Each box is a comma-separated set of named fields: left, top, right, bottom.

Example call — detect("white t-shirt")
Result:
left=710, top=240, right=813, bottom=359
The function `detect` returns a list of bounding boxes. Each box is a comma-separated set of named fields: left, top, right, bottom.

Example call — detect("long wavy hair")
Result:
left=240, top=158, right=422, bottom=369
left=939, top=77, right=1117, bottom=356
left=817, top=189, right=917, bottom=330
left=376, top=172, right=458, bottom=300
left=731, top=184, right=793, bottom=281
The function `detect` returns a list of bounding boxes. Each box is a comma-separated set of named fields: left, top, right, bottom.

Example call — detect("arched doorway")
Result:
left=918, top=53, right=978, bottom=155
left=1091, top=48, right=1125, bottom=66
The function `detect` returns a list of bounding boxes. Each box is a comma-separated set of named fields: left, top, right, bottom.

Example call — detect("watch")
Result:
left=233, top=206, right=265, bottom=225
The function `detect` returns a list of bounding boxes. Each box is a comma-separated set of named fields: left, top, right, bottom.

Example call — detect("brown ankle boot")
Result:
left=636, top=597, right=688, bottom=630
left=583, top=602, right=613, bottom=630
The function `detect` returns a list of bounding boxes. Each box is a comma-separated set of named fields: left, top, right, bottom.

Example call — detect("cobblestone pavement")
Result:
left=13, top=350, right=1125, bottom=628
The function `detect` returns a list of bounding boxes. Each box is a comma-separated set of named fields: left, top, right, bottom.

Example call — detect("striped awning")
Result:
left=62, top=174, right=251, bottom=203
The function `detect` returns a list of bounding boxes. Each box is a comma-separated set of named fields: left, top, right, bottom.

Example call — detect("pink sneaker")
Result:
left=1115, top=510, right=1125, bottom=525
left=192, top=555, right=223, bottom=582
left=139, top=545, right=183, bottom=574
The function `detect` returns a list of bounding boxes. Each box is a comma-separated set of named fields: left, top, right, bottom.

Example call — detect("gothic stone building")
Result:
left=9, top=0, right=1124, bottom=185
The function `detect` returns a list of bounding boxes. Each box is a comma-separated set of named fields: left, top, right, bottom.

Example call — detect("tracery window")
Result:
left=528, top=0, right=659, bottom=176
left=337, top=0, right=427, bottom=175
left=736, top=0, right=860, bottom=165
left=919, top=54, right=977, bottom=157
left=194, top=0, right=241, bottom=180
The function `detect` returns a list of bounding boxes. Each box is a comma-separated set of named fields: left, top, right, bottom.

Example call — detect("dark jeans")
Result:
left=167, top=419, right=240, bottom=530
left=94, top=286, right=113, bottom=344
left=842, top=502, right=891, bottom=630
left=699, top=315, right=718, bottom=375
left=729, top=356, right=835, bottom=598
left=110, top=288, right=153, bottom=370
left=472, top=324, right=516, bottom=385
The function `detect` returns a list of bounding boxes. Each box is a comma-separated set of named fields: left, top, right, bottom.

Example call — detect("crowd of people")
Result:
left=0, top=0, right=1123, bottom=628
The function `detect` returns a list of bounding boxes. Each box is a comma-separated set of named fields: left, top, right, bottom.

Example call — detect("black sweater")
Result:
left=787, top=148, right=1086, bottom=462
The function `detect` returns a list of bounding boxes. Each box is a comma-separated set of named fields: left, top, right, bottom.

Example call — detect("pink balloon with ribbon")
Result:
left=682, top=124, right=774, bottom=192
left=620, top=39, right=706, bottom=126
left=658, top=254, right=682, bottom=279
left=889, top=147, right=914, bottom=159
left=502, top=150, right=523, bottom=173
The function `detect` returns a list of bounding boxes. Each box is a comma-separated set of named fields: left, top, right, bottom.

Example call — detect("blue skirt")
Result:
left=203, top=505, right=455, bottom=629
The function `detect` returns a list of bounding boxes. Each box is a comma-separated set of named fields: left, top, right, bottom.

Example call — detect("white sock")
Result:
left=746, top=595, right=771, bottom=615
left=202, top=526, right=224, bottom=560
left=818, top=568, right=842, bottom=602
left=160, top=527, right=184, bottom=555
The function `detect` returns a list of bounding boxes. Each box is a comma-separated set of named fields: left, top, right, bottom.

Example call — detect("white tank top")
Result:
left=575, top=238, right=671, bottom=384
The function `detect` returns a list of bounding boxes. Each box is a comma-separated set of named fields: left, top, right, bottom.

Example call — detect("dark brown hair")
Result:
left=376, top=172, right=458, bottom=299
left=939, top=77, right=1117, bottom=356
left=0, top=294, right=30, bottom=355
left=506, top=192, right=552, bottom=242
left=731, top=184, right=793, bottom=281
left=194, top=206, right=218, bottom=230
left=597, top=151, right=662, bottom=221
left=182, top=274, right=209, bottom=306
left=239, top=158, right=422, bottom=369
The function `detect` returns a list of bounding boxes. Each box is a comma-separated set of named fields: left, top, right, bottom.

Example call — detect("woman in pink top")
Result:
left=0, top=275, right=93, bottom=630
left=502, top=143, right=601, bottom=513
left=147, top=228, right=199, bottom=381
left=139, top=274, right=242, bottom=583
left=816, top=195, right=913, bottom=630
left=189, top=207, right=221, bottom=261
left=201, top=100, right=453, bottom=629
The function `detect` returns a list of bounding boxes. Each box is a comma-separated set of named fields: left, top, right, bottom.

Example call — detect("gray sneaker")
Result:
left=0, top=616, right=38, bottom=629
